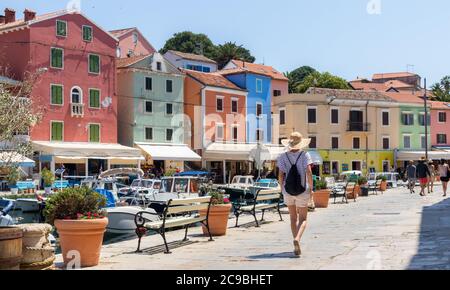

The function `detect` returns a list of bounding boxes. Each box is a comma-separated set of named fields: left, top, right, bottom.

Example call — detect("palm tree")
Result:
left=431, top=76, right=450, bottom=102
left=214, top=42, right=255, bottom=70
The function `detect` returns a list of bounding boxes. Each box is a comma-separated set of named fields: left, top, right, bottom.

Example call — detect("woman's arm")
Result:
left=278, top=170, right=284, bottom=188
left=306, top=165, right=314, bottom=193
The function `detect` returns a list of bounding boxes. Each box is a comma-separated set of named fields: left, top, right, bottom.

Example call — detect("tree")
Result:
left=214, top=42, right=255, bottom=69
left=296, top=71, right=351, bottom=93
left=431, top=76, right=450, bottom=102
left=285, top=66, right=317, bottom=93
left=160, top=31, right=217, bottom=60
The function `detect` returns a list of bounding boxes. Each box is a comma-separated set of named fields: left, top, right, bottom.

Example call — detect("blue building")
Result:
left=220, top=70, right=272, bottom=144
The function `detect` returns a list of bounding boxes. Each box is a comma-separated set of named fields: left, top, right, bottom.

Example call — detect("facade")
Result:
left=273, top=89, right=400, bottom=175
left=164, top=50, right=218, bottom=73
left=117, top=53, right=200, bottom=172
left=430, top=101, right=450, bottom=148
left=0, top=8, right=142, bottom=176
left=110, top=27, right=156, bottom=58
left=183, top=69, right=249, bottom=182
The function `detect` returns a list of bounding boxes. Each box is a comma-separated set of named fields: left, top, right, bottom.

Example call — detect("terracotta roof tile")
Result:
left=167, top=50, right=217, bottom=64
left=372, top=72, right=418, bottom=80
left=109, top=27, right=136, bottom=38
left=221, top=60, right=288, bottom=81
left=383, top=92, right=426, bottom=104
left=183, top=69, right=246, bottom=92
left=306, top=87, right=394, bottom=102
left=116, top=55, right=149, bottom=68
left=0, top=10, right=67, bottom=33
left=350, top=79, right=414, bottom=91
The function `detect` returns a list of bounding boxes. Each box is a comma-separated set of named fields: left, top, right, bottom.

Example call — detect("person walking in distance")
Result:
left=416, top=157, right=431, bottom=197
left=439, top=159, right=450, bottom=197
left=277, top=132, right=314, bottom=257
left=428, top=160, right=436, bottom=194
left=406, top=161, right=417, bottom=194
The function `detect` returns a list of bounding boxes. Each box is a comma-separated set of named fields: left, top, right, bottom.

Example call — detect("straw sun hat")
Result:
left=281, top=132, right=311, bottom=151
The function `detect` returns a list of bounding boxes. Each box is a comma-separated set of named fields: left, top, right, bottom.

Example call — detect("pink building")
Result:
left=110, top=27, right=156, bottom=58
left=431, top=101, right=450, bottom=148
left=0, top=8, right=142, bottom=175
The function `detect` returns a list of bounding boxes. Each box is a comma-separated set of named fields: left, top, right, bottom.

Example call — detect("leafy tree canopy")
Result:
left=431, top=76, right=450, bottom=102
left=296, top=71, right=351, bottom=93
left=284, top=66, right=317, bottom=93
left=214, top=42, right=256, bottom=69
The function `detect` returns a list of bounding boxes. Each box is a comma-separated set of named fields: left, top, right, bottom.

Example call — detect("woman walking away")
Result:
left=406, top=161, right=417, bottom=194
left=439, top=159, right=450, bottom=197
left=277, top=132, right=314, bottom=257
left=416, top=157, right=431, bottom=197
left=428, top=160, right=436, bottom=194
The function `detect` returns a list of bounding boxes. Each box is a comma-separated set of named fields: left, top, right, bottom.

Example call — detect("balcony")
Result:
left=347, top=121, right=370, bottom=132
left=71, top=103, right=84, bottom=118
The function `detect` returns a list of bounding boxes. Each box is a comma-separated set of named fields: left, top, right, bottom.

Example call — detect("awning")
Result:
left=203, top=143, right=257, bottom=161
left=396, top=150, right=449, bottom=161
left=0, top=152, right=35, bottom=167
left=32, top=141, right=144, bottom=161
left=136, top=143, right=201, bottom=162
left=308, top=151, right=323, bottom=165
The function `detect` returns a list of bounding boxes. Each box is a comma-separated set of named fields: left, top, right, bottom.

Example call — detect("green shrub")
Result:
left=376, top=175, right=387, bottom=181
left=6, top=167, right=20, bottom=186
left=42, top=168, right=55, bottom=187
left=358, top=176, right=368, bottom=185
left=44, top=186, right=107, bottom=225
left=315, top=180, right=328, bottom=190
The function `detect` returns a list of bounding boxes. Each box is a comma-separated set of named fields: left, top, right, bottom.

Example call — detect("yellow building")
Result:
left=273, top=88, right=400, bottom=175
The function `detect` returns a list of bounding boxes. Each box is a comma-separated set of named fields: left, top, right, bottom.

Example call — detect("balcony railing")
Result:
left=347, top=121, right=370, bottom=132
left=71, top=103, right=84, bottom=118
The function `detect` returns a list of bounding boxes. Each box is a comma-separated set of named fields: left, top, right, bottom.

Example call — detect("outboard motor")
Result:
left=0, top=200, right=14, bottom=226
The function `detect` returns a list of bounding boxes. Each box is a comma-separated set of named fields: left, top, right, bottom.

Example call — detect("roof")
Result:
left=0, top=9, right=119, bottom=42
left=306, top=88, right=394, bottom=102
left=183, top=69, right=246, bottom=92
left=221, top=60, right=288, bottom=81
left=166, top=50, right=217, bottom=64
left=349, top=79, right=413, bottom=92
left=383, top=92, right=426, bottom=105
left=109, top=27, right=136, bottom=38
left=431, top=101, right=450, bottom=110
left=116, top=54, right=150, bottom=68
left=372, top=72, right=419, bottom=80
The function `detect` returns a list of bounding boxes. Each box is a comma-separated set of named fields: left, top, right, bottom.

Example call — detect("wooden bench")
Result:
left=368, top=179, right=382, bottom=195
left=134, top=196, right=213, bottom=254
left=233, top=188, right=283, bottom=228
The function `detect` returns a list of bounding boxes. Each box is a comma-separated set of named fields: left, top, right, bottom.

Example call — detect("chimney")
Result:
left=24, top=9, right=36, bottom=22
left=0, top=15, right=5, bottom=24
left=4, top=8, right=16, bottom=24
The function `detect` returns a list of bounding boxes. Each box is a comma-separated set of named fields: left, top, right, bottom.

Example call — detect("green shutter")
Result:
left=89, top=55, right=100, bottom=73
left=52, top=122, right=63, bottom=141
left=51, top=85, right=63, bottom=105
left=90, top=89, right=100, bottom=108
left=51, top=48, right=63, bottom=68
left=83, top=26, right=92, bottom=42
left=56, top=21, right=66, bottom=37
left=90, top=124, right=100, bottom=142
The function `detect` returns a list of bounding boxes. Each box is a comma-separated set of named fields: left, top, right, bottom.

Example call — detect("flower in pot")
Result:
left=41, top=168, right=55, bottom=195
left=199, top=183, right=232, bottom=236
left=44, top=187, right=107, bottom=268
left=313, top=179, right=331, bottom=208
left=377, top=175, right=388, bottom=191
left=7, top=166, right=20, bottom=195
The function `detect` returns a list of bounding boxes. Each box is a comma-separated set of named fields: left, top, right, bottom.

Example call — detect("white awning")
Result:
left=396, top=150, right=449, bottom=161
left=308, top=151, right=324, bottom=165
left=204, top=143, right=258, bottom=161
left=136, top=143, right=201, bottom=162
left=32, top=141, right=144, bottom=160
left=0, top=152, right=35, bottom=167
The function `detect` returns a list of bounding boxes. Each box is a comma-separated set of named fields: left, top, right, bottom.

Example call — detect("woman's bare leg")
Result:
left=295, top=207, right=308, bottom=242
left=288, top=205, right=298, bottom=238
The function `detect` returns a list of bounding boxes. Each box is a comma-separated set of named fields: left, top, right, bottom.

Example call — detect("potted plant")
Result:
left=199, top=183, right=232, bottom=236
left=313, top=179, right=331, bottom=208
left=7, top=167, right=20, bottom=195
left=377, top=175, right=388, bottom=192
left=358, top=176, right=369, bottom=197
left=44, top=187, right=107, bottom=268
left=41, top=168, right=55, bottom=195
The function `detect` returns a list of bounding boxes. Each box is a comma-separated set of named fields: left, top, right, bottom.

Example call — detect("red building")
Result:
left=0, top=8, right=142, bottom=176
left=110, top=27, right=156, bottom=58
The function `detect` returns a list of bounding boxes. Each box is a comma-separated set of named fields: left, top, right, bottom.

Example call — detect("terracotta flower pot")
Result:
left=199, top=204, right=232, bottom=236
left=380, top=181, right=387, bottom=192
left=347, top=185, right=359, bottom=199
left=55, top=218, right=107, bottom=268
left=313, top=189, right=331, bottom=208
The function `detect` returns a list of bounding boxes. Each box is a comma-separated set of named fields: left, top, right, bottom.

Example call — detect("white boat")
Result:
left=15, top=198, right=42, bottom=213
left=106, top=206, right=160, bottom=234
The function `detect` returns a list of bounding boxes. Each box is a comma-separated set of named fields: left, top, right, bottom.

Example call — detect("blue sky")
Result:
left=3, top=0, right=450, bottom=85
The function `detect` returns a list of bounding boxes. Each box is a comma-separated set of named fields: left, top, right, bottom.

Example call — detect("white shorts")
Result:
left=283, top=192, right=311, bottom=208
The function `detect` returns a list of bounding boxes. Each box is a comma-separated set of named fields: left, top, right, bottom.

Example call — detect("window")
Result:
left=89, top=89, right=100, bottom=108
left=308, top=107, right=317, bottom=124
left=256, top=129, right=264, bottom=142
left=353, top=137, right=360, bottom=149
left=438, top=134, right=447, bottom=144
left=402, top=113, right=414, bottom=125
left=166, top=129, right=173, bottom=142
left=231, top=99, right=238, bottom=113
left=88, top=54, right=100, bottom=74
left=202, top=67, right=211, bottom=73
left=332, top=161, right=339, bottom=175
left=156, top=62, right=162, bottom=71
left=145, top=101, right=153, bottom=113
left=421, top=135, right=427, bottom=149
left=133, top=32, right=138, bottom=45
left=309, top=136, right=317, bottom=149
left=145, top=127, right=153, bottom=141
left=331, top=108, right=339, bottom=124
left=403, top=135, right=411, bottom=149
left=382, top=111, right=390, bottom=126
left=439, top=112, right=447, bottom=123
left=166, top=80, right=173, bottom=93
left=51, top=48, right=64, bottom=69
left=352, top=161, right=362, bottom=171
left=216, top=97, right=224, bottom=112
left=71, top=87, right=82, bottom=104
left=232, top=125, right=238, bottom=141
left=216, top=124, right=224, bottom=141
left=89, top=124, right=100, bottom=143
left=273, top=90, right=282, bottom=97
left=116, top=47, right=121, bottom=58
left=256, top=103, right=263, bottom=118
left=82, top=26, right=93, bottom=42
left=145, top=77, right=152, bottom=91
left=51, top=121, right=63, bottom=141
left=56, top=20, right=67, bottom=37
left=256, top=79, right=263, bottom=93
left=51, top=85, right=63, bottom=105
left=322, top=161, right=331, bottom=175
left=279, top=109, right=286, bottom=125
left=166, top=103, right=173, bottom=115
left=419, top=113, right=431, bottom=126
left=331, top=137, right=339, bottom=149
left=382, top=137, right=390, bottom=150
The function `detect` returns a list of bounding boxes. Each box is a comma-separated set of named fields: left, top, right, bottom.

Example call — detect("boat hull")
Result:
left=16, top=199, right=41, bottom=213
left=106, top=206, right=159, bottom=235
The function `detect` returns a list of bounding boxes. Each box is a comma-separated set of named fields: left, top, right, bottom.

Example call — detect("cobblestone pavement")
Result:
left=56, top=185, right=450, bottom=270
